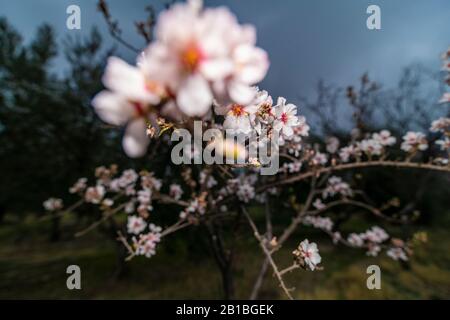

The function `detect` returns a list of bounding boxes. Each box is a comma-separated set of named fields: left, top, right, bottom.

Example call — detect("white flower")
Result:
left=273, top=97, right=300, bottom=137
left=303, top=216, right=333, bottom=232
left=401, top=131, right=428, bottom=152
left=436, top=137, right=450, bottom=150
left=311, top=152, right=328, bottom=166
left=430, top=117, right=450, bottom=133
left=127, top=215, right=147, bottom=235
left=293, top=239, right=322, bottom=271
left=137, top=188, right=152, bottom=205
left=339, top=145, right=359, bottom=163
left=439, top=93, right=450, bottom=104
left=222, top=102, right=258, bottom=134
left=199, top=171, right=218, bottom=188
left=169, top=184, right=184, bottom=200
left=386, top=247, right=408, bottom=261
left=366, top=245, right=381, bottom=257
left=133, top=226, right=162, bottom=258
left=323, top=176, right=353, bottom=199
left=313, top=198, right=326, bottom=210
left=359, top=139, right=383, bottom=156
left=140, top=0, right=268, bottom=117
left=372, top=130, right=396, bottom=146
left=326, top=137, right=340, bottom=154
left=347, top=233, right=364, bottom=247
left=92, top=57, right=161, bottom=157
left=85, top=185, right=105, bottom=204
left=69, top=178, right=87, bottom=194
left=102, top=198, right=114, bottom=207
left=125, top=201, right=136, bottom=214
left=363, top=226, right=389, bottom=243
left=237, top=183, right=255, bottom=203
left=118, top=169, right=139, bottom=187
left=43, top=198, right=63, bottom=211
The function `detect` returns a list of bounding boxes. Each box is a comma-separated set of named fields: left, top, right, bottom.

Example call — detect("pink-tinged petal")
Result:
left=123, top=118, right=149, bottom=158
left=177, top=74, right=213, bottom=117
left=233, top=45, right=269, bottom=84
left=103, top=57, right=160, bottom=104
left=228, top=81, right=256, bottom=105
left=92, top=91, right=134, bottom=126
left=200, top=59, right=234, bottom=81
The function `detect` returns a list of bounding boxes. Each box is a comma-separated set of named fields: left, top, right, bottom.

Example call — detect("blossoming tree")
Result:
left=44, top=0, right=450, bottom=299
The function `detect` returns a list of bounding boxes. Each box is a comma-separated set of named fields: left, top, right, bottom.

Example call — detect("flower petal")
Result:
left=177, top=74, right=213, bottom=117
left=92, top=91, right=134, bottom=126
left=123, top=118, right=149, bottom=158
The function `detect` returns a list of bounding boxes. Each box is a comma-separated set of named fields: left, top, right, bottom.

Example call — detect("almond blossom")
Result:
left=401, top=132, right=428, bottom=152
left=92, top=57, right=162, bottom=157
left=140, top=0, right=268, bottom=117
left=292, top=239, right=322, bottom=271
left=273, top=97, right=300, bottom=137
left=84, top=185, right=105, bottom=204
left=387, top=247, right=408, bottom=261
left=372, top=130, right=396, bottom=146
left=127, top=215, right=147, bottom=235
left=43, top=198, right=63, bottom=211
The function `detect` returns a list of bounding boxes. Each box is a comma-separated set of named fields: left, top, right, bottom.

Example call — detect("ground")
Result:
left=0, top=210, right=449, bottom=299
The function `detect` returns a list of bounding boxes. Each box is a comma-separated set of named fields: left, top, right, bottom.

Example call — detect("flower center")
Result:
left=281, top=112, right=288, bottom=124
left=230, top=104, right=246, bottom=117
left=181, top=43, right=204, bottom=72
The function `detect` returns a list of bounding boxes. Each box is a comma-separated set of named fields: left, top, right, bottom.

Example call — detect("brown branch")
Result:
left=259, top=160, right=450, bottom=192
left=241, top=206, right=295, bottom=300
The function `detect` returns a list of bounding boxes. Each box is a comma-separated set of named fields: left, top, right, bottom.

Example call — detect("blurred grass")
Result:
left=0, top=210, right=449, bottom=299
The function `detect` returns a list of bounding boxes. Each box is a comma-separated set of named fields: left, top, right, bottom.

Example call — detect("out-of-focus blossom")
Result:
left=303, top=216, right=333, bottom=232
left=92, top=57, right=161, bottom=157
left=85, top=185, right=106, bottom=204
left=169, top=184, right=184, bottom=200
left=323, top=176, right=353, bottom=199
left=140, top=0, right=268, bottom=117
left=386, top=247, right=408, bottom=261
left=347, top=233, right=364, bottom=247
left=69, top=178, right=88, bottom=194
left=359, top=138, right=383, bottom=156
left=312, top=198, right=326, bottom=210
left=326, top=136, right=340, bottom=154
left=43, top=198, right=63, bottom=211
left=127, top=215, right=147, bottom=235
left=311, top=152, right=328, bottom=166
left=430, top=117, right=450, bottom=133
left=436, top=138, right=450, bottom=151
left=401, top=132, right=428, bottom=152
left=372, top=130, right=396, bottom=146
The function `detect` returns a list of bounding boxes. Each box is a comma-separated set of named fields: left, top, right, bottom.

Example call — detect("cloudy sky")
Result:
left=1, top=0, right=449, bottom=102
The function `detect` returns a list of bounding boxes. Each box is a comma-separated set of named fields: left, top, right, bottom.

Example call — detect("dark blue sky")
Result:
left=1, top=0, right=449, bottom=102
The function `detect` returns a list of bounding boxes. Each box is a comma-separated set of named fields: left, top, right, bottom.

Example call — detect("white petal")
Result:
left=92, top=91, right=134, bottom=126
left=228, top=81, right=256, bottom=105
left=123, top=118, right=149, bottom=158
left=103, top=57, right=160, bottom=104
left=200, top=58, right=234, bottom=81
left=233, top=45, right=269, bottom=84
left=177, top=74, right=213, bottom=117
